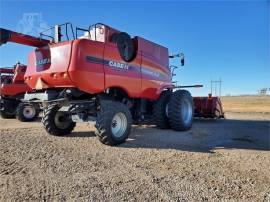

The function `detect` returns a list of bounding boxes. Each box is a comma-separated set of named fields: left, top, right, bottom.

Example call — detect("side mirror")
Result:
left=179, top=53, right=185, bottom=66
left=181, top=58, right=185, bottom=66
left=169, top=52, right=185, bottom=66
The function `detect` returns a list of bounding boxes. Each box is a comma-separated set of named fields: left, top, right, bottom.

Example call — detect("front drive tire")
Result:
left=0, top=110, right=15, bottom=119
left=168, top=90, right=194, bottom=131
left=95, top=100, right=132, bottom=146
left=153, top=91, right=171, bottom=129
left=42, top=104, right=76, bottom=136
left=16, top=103, right=39, bottom=122
left=0, top=98, right=18, bottom=119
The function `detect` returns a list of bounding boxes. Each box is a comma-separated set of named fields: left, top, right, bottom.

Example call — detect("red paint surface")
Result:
left=0, top=64, right=32, bottom=96
left=24, top=25, right=173, bottom=100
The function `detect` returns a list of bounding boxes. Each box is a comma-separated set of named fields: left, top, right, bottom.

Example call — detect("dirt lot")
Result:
left=0, top=96, right=269, bottom=201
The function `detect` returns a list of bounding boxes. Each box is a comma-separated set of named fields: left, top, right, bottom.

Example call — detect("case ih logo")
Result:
left=86, top=56, right=130, bottom=70
left=36, top=58, right=51, bottom=66
left=108, top=60, right=129, bottom=70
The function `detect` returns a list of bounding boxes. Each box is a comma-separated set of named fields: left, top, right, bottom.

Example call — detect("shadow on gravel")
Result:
left=33, top=117, right=42, bottom=122
left=66, top=131, right=96, bottom=138
left=120, top=119, right=270, bottom=153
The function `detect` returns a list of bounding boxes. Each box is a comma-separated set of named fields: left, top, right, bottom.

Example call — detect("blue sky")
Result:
left=0, top=0, right=269, bottom=95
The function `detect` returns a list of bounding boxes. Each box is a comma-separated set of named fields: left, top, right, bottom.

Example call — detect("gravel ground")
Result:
left=0, top=112, right=269, bottom=201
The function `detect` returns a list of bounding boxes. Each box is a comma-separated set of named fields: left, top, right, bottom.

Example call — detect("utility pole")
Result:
left=211, top=78, right=222, bottom=96
left=219, top=78, right=222, bottom=96
left=210, top=80, right=212, bottom=95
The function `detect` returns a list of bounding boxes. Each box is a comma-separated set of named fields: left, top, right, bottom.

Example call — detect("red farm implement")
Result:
left=193, top=94, right=225, bottom=119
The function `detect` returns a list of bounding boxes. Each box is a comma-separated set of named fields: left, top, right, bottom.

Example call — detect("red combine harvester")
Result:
left=0, top=22, right=224, bottom=145
left=0, top=63, right=40, bottom=121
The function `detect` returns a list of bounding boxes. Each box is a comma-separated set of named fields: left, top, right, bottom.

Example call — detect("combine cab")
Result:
left=0, top=63, right=40, bottom=121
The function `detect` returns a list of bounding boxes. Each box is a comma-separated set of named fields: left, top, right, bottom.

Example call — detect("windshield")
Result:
left=76, top=24, right=105, bottom=42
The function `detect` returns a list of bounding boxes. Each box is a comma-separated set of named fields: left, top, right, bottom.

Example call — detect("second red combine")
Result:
left=0, top=63, right=39, bottom=121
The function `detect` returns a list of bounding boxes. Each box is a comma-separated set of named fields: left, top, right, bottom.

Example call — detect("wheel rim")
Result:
left=181, top=99, right=192, bottom=125
left=23, top=106, right=36, bottom=119
left=54, top=111, right=71, bottom=129
left=111, top=112, right=127, bottom=138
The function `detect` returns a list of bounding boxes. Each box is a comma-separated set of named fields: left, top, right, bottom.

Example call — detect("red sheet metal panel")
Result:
left=0, top=64, right=33, bottom=96
left=24, top=24, right=172, bottom=100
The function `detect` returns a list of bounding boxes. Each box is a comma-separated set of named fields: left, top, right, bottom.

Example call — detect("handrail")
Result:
left=75, top=27, right=89, bottom=39
left=40, top=33, right=54, bottom=41
left=39, top=22, right=75, bottom=42
left=39, top=22, right=107, bottom=42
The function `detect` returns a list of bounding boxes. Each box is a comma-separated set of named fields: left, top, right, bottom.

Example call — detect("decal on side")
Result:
left=108, top=61, right=129, bottom=70
left=36, top=58, right=51, bottom=66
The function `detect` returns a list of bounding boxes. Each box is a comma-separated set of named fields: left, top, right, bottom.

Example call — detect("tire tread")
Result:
left=168, top=90, right=194, bottom=131
left=95, top=100, right=132, bottom=146
left=42, top=104, right=76, bottom=136
left=153, top=91, right=171, bottom=129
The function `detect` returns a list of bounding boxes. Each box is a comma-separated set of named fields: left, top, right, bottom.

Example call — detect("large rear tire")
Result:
left=16, top=103, right=39, bottom=122
left=153, top=91, right=171, bottom=129
left=95, top=100, right=132, bottom=146
left=42, top=104, right=76, bottom=136
left=168, top=90, right=194, bottom=131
